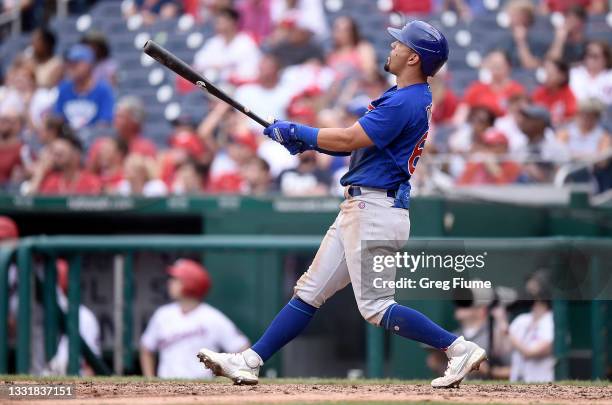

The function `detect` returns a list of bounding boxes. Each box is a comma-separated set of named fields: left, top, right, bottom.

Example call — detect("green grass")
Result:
left=1, top=375, right=609, bottom=386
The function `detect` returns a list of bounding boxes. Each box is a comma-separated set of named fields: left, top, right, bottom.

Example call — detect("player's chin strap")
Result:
left=392, top=182, right=411, bottom=209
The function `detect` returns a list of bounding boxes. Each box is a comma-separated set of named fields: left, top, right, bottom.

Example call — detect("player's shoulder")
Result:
left=384, top=83, right=431, bottom=106
left=152, top=302, right=182, bottom=318
left=196, top=302, right=228, bottom=319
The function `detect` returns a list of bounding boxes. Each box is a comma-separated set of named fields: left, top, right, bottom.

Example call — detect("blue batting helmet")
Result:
left=387, top=20, right=449, bottom=77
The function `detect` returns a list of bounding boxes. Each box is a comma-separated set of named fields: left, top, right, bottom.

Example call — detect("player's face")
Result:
left=167, top=277, right=183, bottom=300
left=384, top=41, right=418, bottom=75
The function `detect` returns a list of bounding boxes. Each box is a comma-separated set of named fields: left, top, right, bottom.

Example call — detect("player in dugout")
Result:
left=140, top=259, right=249, bottom=379
left=198, top=20, right=487, bottom=388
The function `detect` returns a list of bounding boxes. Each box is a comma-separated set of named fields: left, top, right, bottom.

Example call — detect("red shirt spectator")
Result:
left=463, top=81, right=525, bottom=117
left=0, top=141, right=22, bottom=184
left=432, top=88, right=459, bottom=124
left=39, top=171, right=102, bottom=195
left=392, top=0, right=433, bottom=14
left=532, top=86, right=576, bottom=125
left=532, top=59, right=577, bottom=125
left=544, top=0, right=591, bottom=13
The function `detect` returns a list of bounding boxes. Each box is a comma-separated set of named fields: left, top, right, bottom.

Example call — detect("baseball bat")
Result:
left=142, top=40, right=272, bottom=128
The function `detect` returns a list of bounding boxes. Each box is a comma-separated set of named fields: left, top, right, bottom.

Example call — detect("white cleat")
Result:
left=197, top=348, right=263, bottom=385
left=431, top=336, right=487, bottom=389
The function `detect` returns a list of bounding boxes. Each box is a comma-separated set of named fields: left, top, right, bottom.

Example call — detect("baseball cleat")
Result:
left=431, top=336, right=487, bottom=389
left=197, top=348, right=263, bottom=385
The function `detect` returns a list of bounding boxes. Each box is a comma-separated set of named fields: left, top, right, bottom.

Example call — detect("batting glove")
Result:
left=263, top=120, right=319, bottom=150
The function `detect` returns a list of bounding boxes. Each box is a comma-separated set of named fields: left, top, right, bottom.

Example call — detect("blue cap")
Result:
left=66, top=44, right=95, bottom=64
left=387, top=20, right=449, bottom=76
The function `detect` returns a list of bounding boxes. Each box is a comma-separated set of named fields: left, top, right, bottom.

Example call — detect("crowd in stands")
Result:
left=0, top=0, right=611, bottom=197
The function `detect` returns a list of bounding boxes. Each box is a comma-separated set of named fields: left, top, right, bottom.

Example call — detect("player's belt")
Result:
left=347, top=186, right=397, bottom=198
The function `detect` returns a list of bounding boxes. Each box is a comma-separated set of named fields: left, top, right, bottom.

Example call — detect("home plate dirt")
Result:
left=6, top=380, right=612, bottom=405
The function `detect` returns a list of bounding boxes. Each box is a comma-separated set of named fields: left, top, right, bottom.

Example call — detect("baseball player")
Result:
left=140, top=259, right=249, bottom=379
left=198, top=21, right=486, bottom=388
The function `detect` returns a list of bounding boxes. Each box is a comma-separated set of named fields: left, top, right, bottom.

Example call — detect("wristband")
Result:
left=293, top=123, right=319, bottom=148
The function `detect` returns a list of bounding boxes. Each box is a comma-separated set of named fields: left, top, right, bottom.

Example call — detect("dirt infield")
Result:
left=2, top=378, right=611, bottom=405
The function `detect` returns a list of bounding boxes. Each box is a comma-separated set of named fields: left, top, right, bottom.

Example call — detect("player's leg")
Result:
left=339, top=193, right=486, bottom=388
left=198, top=213, right=351, bottom=384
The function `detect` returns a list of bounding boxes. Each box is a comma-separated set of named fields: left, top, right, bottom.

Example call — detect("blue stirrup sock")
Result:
left=251, top=297, right=317, bottom=362
left=381, top=304, right=457, bottom=349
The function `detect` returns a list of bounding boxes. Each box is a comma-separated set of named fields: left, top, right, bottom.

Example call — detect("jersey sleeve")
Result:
left=215, top=312, right=249, bottom=353
left=358, top=95, right=411, bottom=149
left=140, top=311, right=161, bottom=351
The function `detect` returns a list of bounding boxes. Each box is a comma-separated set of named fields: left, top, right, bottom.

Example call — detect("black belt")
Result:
left=347, top=186, right=397, bottom=198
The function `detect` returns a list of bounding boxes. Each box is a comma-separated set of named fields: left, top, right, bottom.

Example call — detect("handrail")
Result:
left=553, top=150, right=612, bottom=187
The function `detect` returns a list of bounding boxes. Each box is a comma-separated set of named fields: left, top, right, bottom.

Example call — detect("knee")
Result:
left=357, top=298, right=396, bottom=326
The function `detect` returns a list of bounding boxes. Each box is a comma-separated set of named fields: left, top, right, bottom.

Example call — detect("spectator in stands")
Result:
left=270, top=0, right=328, bottom=40
left=116, top=154, right=167, bottom=197
left=569, top=40, right=612, bottom=105
left=0, top=105, right=24, bottom=190
left=430, top=67, right=459, bottom=126
left=241, top=156, right=273, bottom=195
left=495, top=93, right=530, bottom=153
left=509, top=272, right=555, bottom=383
left=449, top=106, right=499, bottom=177
left=557, top=98, right=610, bottom=160
left=89, top=137, right=128, bottom=193
left=540, top=0, right=607, bottom=14
left=516, top=105, right=569, bottom=182
left=455, top=50, right=525, bottom=122
left=0, top=57, right=36, bottom=117
left=140, top=259, right=249, bottom=378
left=502, top=0, right=549, bottom=69
left=326, top=16, right=377, bottom=81
left=124, top=0, right=181, bottom=25
left=81, top=32, right=118, bottom=87
left=238, top=0, right=273, bottom=44
left=171, top=159, right=206, bottom=194
left=54, top=44, right=114, bottom=131
left=458, top=129, right=522, bottom=185
left=546, top=5, right=588, bottom=65
left=193, top=7, right=261, bottom=83
left=234, top=54, right=293, bottom=129
left=209, top=127, right=258, bottom=193
left=113, top=96, right=157, bottom=157
left=532, top=59, right=577, bottom=126
left=26, top=27, right=64, bottom=88
left=392, top=0, right=434, bottom=15
left=265, top=15, right=324, bottom=68
left=277, top=150, right=331, bottom=196
left=28, top=129, right=101, bottom=195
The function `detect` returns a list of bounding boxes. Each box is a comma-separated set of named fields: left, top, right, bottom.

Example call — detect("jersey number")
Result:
left=408, top=132, right=428, bottom=175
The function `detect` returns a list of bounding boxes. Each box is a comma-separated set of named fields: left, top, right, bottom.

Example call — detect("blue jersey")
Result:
left=340, top=83, right=432, bottom=191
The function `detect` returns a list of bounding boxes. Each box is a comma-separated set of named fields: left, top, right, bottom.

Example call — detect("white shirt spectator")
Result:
left=234, top=82, right=294, bottom=130
left=116, top=179, right=168, bottom=197
left=141, top=302, right=249, bottom=379
left=271, top=0, right=329, bottom=40
left=193, top=33, right=261, bottom=83
left=570, top=66, right=612, bottom=105
left=258, top=140, right=298, bottom=177
left=509, top=310, right=555, bottom=383
left=495, top=115, right=528, bottom=154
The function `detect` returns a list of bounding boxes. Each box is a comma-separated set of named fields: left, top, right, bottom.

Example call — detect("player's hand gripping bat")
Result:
left=142, top=40, right=272, bottom=128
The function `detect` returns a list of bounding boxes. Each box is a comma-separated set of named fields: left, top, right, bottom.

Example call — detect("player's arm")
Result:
left=317, top=122, right=374, bottom=152
left=264, top=121, right=373, bottom=154
left=139, top=346, right=156, bottom=378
